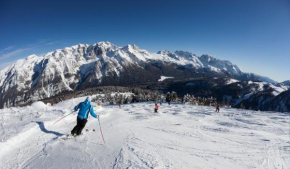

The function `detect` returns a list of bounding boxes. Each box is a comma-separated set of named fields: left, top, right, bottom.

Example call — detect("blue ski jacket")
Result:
left=74, top=98, right=97, bottom=120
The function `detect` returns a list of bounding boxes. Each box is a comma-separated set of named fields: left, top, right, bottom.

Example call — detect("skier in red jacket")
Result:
left=216, top=104, right=220, bottom=113
left=155, top=103, right=159, bottom=113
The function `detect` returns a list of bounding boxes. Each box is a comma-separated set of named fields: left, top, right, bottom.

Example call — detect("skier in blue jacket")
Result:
left=71, top=97, right=98, bottom=136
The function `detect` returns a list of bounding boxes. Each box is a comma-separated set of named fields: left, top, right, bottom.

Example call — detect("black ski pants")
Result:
left=71, top=118, right=87, bottom=135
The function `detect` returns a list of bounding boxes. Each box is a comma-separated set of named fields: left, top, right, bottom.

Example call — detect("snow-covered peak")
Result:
left=199, top=54, right=214, bottom=62
left=174, top=50, right=196, bottom=57
left=152, top=50, right=199, bottom=69
left=13, top=54, right=41, bottom=69
left=0, top=41, right=276, bottom=84
left=0, top=41, right=280, bottom=108
left=122, top=44, right=137, bottom=52
left=63, top=44, right=89, bottom=51
left=199, top=54, right=242, bottom=76
left=0, top=53, right=44, bottom=93
left=157, top=50, right=171, bottom=55
left=95, top=41, right=117, bottom=50
left=199, top=54, right=231, bottom=65
left=158, top=50, right=179, bottom=59
left=173, top=50, right=202, bottom=65
left=119, top=44, right=150, bottom=62
left=122, top=44, right=139, bottom=51
left=71, top=43, right=88, bottom=49
left=25, top=54, right=38, bottom=60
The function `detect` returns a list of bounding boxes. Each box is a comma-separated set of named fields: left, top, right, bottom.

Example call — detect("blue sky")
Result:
left=0, top=0, right=289, bottom=82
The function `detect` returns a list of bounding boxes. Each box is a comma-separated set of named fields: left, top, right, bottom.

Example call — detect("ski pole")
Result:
left=97, top=116, right=106, bottom=144
left=53, top=111, right=74, bottom=124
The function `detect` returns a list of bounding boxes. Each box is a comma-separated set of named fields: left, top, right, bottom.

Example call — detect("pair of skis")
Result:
left=54, top=111, right=106, bottom=144
left=60, top=129, right=95, bottom=140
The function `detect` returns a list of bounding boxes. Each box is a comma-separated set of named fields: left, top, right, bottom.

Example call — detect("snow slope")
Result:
left=0, top=97, right=289, bottom=169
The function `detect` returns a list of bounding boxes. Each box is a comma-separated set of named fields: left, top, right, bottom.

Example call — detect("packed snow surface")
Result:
left=0, top=97, right=289, bottom=169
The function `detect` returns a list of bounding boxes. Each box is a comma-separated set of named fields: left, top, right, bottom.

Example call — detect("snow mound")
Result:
left=31, top=101, right=49, bottom=109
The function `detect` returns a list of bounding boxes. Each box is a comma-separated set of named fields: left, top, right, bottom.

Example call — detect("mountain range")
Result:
left=0, top=42, right=288, bottom=111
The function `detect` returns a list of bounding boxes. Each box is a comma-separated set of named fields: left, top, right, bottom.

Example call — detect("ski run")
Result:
left=0, top=96, right=289, bottom=169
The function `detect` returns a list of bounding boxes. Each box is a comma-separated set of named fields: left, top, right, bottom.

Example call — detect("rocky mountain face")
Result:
left=0, top=42, right=284, bottom=110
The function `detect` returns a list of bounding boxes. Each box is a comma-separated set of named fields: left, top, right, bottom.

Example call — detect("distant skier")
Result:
left=154, top=103, right=159, bottom=113
left=160, top=96, right=164, bottom=105
left=166, top=92, right=171, bottom=105
left=71, top=97, right=98, bottom=136
left=216, top=104, right=220, bottom=113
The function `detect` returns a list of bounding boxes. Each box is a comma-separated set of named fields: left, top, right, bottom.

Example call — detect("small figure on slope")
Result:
left=166, top=92, right=171, bottom=105
left=216, top=104, right=220, bottom=113
left=160, top=95, right=164, bottom=105
left=154, top=103, right=159, bottom=113
left=71, top=97, right=98, bottom=136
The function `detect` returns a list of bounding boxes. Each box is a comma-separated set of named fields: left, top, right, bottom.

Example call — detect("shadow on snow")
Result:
left=35, top=121, right=65, bottom=136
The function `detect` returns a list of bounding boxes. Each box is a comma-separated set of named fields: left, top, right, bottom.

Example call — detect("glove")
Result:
left=97, top=115, right=100, bottom=120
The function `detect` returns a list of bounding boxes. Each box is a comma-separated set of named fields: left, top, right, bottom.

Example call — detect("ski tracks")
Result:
left=0, top=122, right=60, bottom=169
left=112, top=134, right=165, bottom=169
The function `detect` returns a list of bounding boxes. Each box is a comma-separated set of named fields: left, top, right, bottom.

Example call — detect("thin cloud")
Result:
left=46, top=41, right=68, bottom=45
left=0, top=40, right=50, bottom=61
left=0, top=47, right=33, bottom=61
left=3, top=46, right=14, bottom=51
left=27, top=40, right=47, bottom=47
left=0, top=46, right=14, bottom=55
left=0, top=40, right=67, bottom=70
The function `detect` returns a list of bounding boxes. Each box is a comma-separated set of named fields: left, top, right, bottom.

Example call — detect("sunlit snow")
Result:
left=0, top=97, right=289, bottom=169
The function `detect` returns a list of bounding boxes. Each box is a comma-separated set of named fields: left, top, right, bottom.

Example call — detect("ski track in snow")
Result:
left=0, top=99, right=289, bottom=169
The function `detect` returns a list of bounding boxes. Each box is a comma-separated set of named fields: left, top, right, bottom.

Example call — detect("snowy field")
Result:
left=0, top=97, right=289, bottom=169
